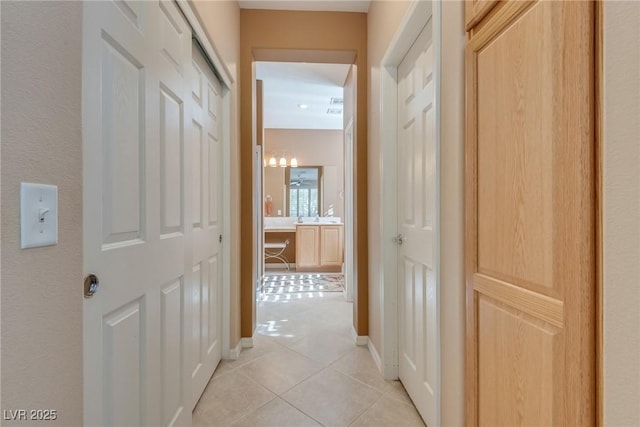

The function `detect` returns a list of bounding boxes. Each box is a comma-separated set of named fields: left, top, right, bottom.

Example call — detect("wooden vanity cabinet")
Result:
left=296, top=224, right=343, bottom=272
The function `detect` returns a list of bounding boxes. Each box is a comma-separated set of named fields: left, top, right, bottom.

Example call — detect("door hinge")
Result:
left=219, top=234, right=222, bottom=243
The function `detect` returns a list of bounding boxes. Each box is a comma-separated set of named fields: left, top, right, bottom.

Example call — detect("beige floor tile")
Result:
left=229, top=397, right=321, bottom=427
left=383, top=380, right=414, bottom=406
left=331, top=346, right=388, bottom=392
left=282, top=368, right=382, bottom=427
left=213, top=338, right=284, bottom=377
left=193, top=370, right=275, bottom=426
left=350, top=395, right=426, bottom=427
left=237, top=347, right=324, bottom=394
left=283, top=331, right=357, bottom=366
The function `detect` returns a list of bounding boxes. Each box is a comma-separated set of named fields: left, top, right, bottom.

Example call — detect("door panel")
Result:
left=83, top=1, right=192, bottom=425
left=466, top=1, right=595, bottom=424
left=189, top=42, right=224, bottom=408
left=397, top=19, right=437, bottom=426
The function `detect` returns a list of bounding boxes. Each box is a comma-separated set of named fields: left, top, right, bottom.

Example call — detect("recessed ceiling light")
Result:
left=298, top=104, right=308, bottom=109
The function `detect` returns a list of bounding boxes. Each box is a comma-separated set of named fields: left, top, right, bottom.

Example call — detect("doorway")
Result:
left=256, top=60, right=354, bottom=334
left=378, top=1, right=465, bottom=425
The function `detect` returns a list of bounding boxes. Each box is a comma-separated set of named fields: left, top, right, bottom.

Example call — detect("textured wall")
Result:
left=1, top=2, right=83, bottom=425
left=603, top=2, right=640, bottom=425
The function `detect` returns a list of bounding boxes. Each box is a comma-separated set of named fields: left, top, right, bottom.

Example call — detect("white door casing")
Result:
left=189, top=42, right=224, bottom=408
left=83, top=1, right=192, bottom=425
left=397, top=20, right=438, bottom=427
left=344, top=119, right=354, bottom=302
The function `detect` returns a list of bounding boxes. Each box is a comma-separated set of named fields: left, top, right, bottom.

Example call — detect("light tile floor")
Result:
left=193, top=281, right=426, bottom=427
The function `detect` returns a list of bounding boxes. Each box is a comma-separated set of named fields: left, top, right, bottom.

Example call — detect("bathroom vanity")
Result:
left=263, top=217, right=343, bottom=272
left=295, top=223, right=343, bottom=272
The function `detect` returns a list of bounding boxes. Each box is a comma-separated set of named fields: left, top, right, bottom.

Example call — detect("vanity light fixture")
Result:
left=290, top=157, right=298, bottom=168
left=268, top=156, right=277, bottom=167
left=279, top=156, right=287, bottom=167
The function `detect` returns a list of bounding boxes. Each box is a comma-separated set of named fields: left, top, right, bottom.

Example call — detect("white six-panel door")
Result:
left=189, top=43, right=224, bottom=408
left=83, top=1, right=224, bottom=425
left=397, top=20, right=438, bottom=427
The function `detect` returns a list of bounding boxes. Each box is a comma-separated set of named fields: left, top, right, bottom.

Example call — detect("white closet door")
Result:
left=83, top=1, right=192, bottom=425
left=189, top=42, right=224, bottom=409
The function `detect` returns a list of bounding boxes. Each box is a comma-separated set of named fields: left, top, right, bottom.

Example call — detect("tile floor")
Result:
left=193, top=277, right=426, bottom=427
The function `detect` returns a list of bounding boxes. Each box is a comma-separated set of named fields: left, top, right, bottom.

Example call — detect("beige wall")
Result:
left=366, top=0, right=411, bottom=362
left=191, top=0, right=242, bottom=349
left=602, top=2, right=640, bottom=425
left=264, top=129, right=344, bottom=218
left=1, top=2, right=83, bottom=425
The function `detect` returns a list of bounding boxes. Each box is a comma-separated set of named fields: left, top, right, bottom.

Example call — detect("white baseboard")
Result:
left=241, top=336, right=254, bottom=348
left=350, top=326, right=369, bottom=346
left=368, top=340, right=383, bottom=374
left=227, top=340, right=242, bottom=360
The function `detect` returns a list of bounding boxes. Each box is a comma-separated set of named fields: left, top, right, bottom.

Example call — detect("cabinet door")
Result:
left=466, top=1, right=595, bottom=425
left=465, top=0, right=498, bottom=30
left=320, top=225, right=343, bottom=267
left=296, top=226, right=320, bottom=269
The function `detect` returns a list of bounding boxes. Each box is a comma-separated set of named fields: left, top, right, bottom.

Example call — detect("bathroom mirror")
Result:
left=286, top=167, right=322, bottom=217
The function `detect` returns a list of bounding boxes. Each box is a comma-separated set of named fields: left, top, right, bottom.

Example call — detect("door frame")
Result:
left=378, top=1, right=465, bottom=424
left=175, top=0, right=234, bottom=359
left=379, top=0, right=436, bottom=378
left=344, top=118, right=355, bottom=302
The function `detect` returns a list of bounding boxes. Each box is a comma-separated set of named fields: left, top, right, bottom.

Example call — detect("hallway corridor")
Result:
left=193, top=277, right=425, bottom=426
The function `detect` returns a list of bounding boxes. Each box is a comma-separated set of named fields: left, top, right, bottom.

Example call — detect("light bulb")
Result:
left=290, top=157, right=298, bottom=168
left=279, top=157, right=287, bottom=167
left=268, top=156, right=276, bottom=167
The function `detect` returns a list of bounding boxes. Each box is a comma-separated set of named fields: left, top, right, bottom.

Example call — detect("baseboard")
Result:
left=241, top=336, right=254, bottom=348
left=265, top=263, right=296, bottom=270
left=350, top=326, right=369, bottom=346
left=227, top=340, right=241, bottom=360
left=368, top=340, right=383, bottom=374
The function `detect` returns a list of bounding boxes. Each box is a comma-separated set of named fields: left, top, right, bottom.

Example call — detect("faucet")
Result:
left=314, top=215, right=319, bottom=222
left=298, top=216, right=303, bottom=222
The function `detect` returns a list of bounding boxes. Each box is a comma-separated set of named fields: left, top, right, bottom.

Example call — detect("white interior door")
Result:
left=83, top=1, right=192, bottom=426
left=189, top=43, right=224, bottom=408
left=397, top=20, right=438, bottom=426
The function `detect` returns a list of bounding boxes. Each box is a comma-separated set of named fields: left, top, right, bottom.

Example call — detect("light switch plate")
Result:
left=20, top=182, right=58, bottom=249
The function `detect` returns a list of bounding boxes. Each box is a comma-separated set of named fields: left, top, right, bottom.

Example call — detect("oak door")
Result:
left=397, top=19, right=438, bottom=426
left=466, top=1, right=595, bottom=425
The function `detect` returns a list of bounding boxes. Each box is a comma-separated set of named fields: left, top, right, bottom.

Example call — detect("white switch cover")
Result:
left=21, top=182, right=58, bottom=249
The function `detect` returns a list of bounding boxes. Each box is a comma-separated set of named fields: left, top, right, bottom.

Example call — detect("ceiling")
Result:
left=238, top=0, right=371, bottom=13
left=256, top=61, right=351, bottom=130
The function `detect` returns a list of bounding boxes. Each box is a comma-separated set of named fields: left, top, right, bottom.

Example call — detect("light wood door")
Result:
left=320, top=225, right=343, bottom=267
left=83, top=1, right=192, bottom=425
left=189, top=42, right=223, bottom=408
left=397, top=20, right=438, bottom=426
left=465, top=0, right=498, bottom=30
left=466, top=1, right=595, bottom=425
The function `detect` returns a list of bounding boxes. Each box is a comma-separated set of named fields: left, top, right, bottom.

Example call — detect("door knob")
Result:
left=84, top=274, right=99, bottom=298
left=393, top=234, right=404, bottom=245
